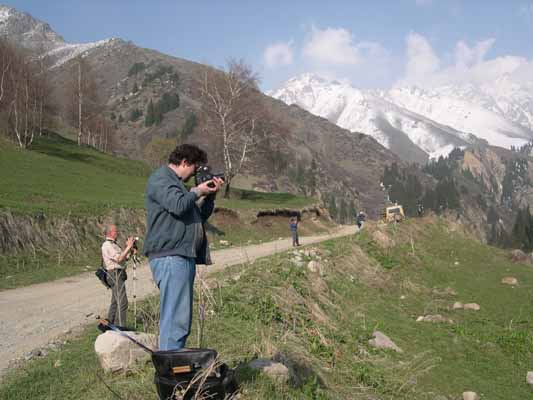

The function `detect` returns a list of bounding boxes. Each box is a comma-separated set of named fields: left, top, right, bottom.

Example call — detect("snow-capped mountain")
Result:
left=0, top=4, right=114, bottom=67
left=386, top=84, right=533, bottom=150
left=270, top=74, right=533, bottom=162
left=270, top=74, right=478, bottom=162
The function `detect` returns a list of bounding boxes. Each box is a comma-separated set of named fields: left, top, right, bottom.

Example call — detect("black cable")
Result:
left=95, top=371, right=125, bottom=400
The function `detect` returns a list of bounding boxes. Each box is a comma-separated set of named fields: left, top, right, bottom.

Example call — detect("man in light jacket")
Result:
left=102, top=224, right=135, bottom=327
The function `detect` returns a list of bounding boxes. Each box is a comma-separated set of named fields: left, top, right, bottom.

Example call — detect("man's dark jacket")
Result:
left=142, top=165, right=214, bottom=264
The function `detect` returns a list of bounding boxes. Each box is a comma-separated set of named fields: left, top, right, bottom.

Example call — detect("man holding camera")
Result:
left=143, top=144, right=223, bottom=350
left=102, top=224, right=136, bottom=327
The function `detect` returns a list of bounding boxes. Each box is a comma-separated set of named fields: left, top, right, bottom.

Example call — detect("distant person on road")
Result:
left=143, top=144, right=223, bottom=351
left=417, top=202, right=424, bottom=217
left=356, top=211, right=366, bottom=229
left=101, top=224, right=135, bottom=327
left=290, top=216, right=300, bottom=246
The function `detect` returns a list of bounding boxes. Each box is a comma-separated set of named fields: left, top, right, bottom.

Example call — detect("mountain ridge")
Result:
left=271, top=73, right=533, bottom=163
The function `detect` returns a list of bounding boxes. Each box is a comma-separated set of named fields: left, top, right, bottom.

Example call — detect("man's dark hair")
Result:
left=168, top=144, right=208, bottom=166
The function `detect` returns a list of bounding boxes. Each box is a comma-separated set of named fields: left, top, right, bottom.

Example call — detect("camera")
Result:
left=195, top=166, right=225, bottom=188
left=132, top=236, right=140, bottom=251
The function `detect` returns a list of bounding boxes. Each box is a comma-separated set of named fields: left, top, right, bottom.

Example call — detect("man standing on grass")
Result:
left=143, top=144, right=223, bottom=350
left=102, top=224, right=135, bottom=327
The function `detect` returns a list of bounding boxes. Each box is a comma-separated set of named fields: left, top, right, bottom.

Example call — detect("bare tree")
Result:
left=0, top=39, right=53, bottom=147
left=7, top=45, right=40, bottom=148
left=0, top=40, right=13, bottom=106
left=34, top=44, right=52, bottom=137
left=199, top=59, right=265, bottom=198
left=64, top=56, right=101, bottom=146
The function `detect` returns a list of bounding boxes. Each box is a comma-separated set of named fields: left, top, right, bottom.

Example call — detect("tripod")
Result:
left=131, top=252, right=141, bottom=330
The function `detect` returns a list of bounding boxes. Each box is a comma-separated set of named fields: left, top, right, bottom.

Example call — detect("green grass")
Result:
left=0, top=134, right=150, bottom=216
left=0, top=133, right=315, bottom=216
left=0, top=249, right=100, bottom=290
left=5, top=218, right=533, bottom=398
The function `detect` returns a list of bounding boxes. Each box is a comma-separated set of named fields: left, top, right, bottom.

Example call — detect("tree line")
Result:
left=0, top=38, right=115, bottom=151
left=0, top=39, right=51, bottom=148
left=382, top=155, right=462, bottom=217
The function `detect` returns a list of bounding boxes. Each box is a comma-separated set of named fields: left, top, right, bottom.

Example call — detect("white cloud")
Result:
left=405, top=32, right=440, bottom=80
left=455, top=38, right=495, bottom=69
left=303, top=26, right=359, bottom=65
left=302, top=26, right=385, bottom=66
left=263, top=41, right=294, bottom=68
left=397, top=33, right=533, bottom=89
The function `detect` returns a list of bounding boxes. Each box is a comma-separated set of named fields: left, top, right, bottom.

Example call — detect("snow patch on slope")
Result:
left=47, top=39, right=114, bottom=68
left=0, top=6, right=11, bottom=23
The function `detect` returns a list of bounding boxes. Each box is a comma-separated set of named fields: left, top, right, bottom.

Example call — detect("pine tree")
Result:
left=329, top=196, right=338, bottom=221
left=179, top=112, right=197, bottom=141
left=153, top=102, right=163, bottom=125
left=132, top=82, right=139, bottom=93
left=145, top=99, right=155, bottom=127
left=129, top=108, right=142, bottom=121
left=307, top=158, right=318, bottom=195
left=338, top=198, right=347, bottom=223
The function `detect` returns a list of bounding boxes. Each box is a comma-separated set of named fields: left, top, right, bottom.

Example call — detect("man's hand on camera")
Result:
left=125, top=236, right=136, bottom=251
left=194, top=177, right=224, bottom=197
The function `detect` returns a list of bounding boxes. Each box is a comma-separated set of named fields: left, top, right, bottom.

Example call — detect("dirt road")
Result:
left=0, top=226, right=355, bottom=379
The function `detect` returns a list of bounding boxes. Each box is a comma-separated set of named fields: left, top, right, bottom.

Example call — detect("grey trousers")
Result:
left=107, top=269, right=128, bottom=326
left=291, top=230, right=300, bottom=246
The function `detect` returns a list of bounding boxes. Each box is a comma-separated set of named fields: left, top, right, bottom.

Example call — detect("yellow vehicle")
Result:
left=383, top=205, right=405, bottom=223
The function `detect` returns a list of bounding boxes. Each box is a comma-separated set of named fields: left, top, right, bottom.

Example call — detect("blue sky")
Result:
left=5, top=0, right=533, bottom=90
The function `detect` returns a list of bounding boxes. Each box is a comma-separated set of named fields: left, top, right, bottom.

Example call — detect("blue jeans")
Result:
left=149, top=256, right=196, bottom=351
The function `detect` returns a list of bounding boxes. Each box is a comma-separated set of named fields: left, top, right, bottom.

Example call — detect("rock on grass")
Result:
left=368, top=331, right=403, bottom=353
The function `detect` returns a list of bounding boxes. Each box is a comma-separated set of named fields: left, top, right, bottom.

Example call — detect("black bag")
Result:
left=151, top=348, right=238, bottom=400
left=98, top=320, right=237, bottom=399
left=95, top=266, right=111, bottom=289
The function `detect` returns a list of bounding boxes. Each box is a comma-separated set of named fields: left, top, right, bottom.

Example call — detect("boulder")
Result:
left=462, top=391, right=479, bottom=400
left=248, top=358, right=290, bottom=383
left=291, top=259, right=305, bottom=268
left=371, top=230, right=393, bottom=248
left=452, top=302, right=464, bottom=310
left=463, top=303, right=481, bottom=311
left=502, top=276, right=518, bottom=286
left=527, top=371, right=533, bottom=385
left=416, top=314, right=454, bottom=324
left=510, top=249, right=527, bottom=263
left=368, top=331, right=403, bottom=353
left=307, top=260, right=324, bottom=276
left=94, top=331, right=157, bottom=373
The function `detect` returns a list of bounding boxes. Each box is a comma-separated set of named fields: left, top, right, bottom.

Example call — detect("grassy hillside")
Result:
left=0, top=134, right=316, bottom=216
left=0, top=134, right=321, bottom=289
left=0, top=134, right=151, bottom=216
left=3, top=217, right=532, bottom=399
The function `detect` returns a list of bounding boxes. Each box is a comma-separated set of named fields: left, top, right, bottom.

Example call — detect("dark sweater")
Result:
left=142, top=165, right=214, bottom=264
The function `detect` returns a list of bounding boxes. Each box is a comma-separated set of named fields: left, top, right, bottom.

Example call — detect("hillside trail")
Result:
left=0, top=225, right=355, bottom=380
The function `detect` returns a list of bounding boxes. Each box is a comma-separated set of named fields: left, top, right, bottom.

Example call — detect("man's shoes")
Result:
left=97, top=319, right=111, bottom=333
left=97, top=319, right=132, bottom=333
